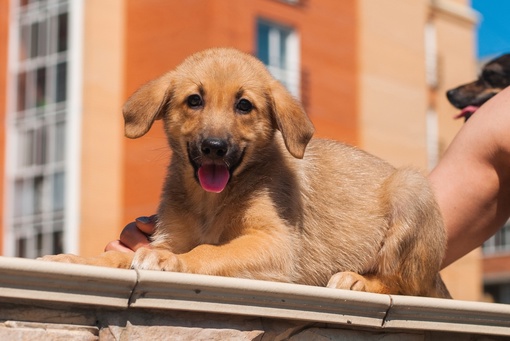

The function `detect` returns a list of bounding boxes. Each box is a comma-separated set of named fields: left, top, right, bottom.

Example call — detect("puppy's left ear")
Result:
left=270, top=80, right=314, bottom=159
left=123, top=71, right=174, bottom=139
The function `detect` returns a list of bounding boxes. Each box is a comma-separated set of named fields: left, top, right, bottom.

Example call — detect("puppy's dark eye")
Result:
left=236, top=99, right=253, bottom=114
left=187, top=94, right=203, bottom=108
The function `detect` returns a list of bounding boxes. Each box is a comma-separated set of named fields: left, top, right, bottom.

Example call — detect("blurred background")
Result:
left=0, top=0, right=509, bottom=303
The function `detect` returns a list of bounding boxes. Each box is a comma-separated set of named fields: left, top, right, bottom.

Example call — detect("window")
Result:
left=256, top=19, right=300, bottom=98
left=5, top=0, right=75, bottom=258
left=484, top=283, right=510, bottom=304
left=483, top=222, right=510, bottom=255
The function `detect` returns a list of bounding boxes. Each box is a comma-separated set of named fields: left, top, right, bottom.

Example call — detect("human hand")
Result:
left=104, top=215, right=156, bottom=253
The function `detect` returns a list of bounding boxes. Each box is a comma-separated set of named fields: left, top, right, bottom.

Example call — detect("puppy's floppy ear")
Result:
left=270, top=80, right=314, bottom=159
left=123, top=71, right=174, bottom=139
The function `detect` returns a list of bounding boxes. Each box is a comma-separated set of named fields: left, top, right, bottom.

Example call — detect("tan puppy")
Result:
left=43, top=48, right=450, bottom=298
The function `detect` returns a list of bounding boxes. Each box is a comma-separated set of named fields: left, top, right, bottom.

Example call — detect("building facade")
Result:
left=1, top=0, right=494, bottom=302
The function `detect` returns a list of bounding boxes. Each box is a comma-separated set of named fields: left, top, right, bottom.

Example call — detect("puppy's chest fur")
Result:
left=153, top=191, right=245, bottom=251
left=153, top=145, right=301, bottom=253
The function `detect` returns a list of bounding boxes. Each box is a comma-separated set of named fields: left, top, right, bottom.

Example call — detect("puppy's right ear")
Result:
left=123, top=71, right=174, bottom=139
left=270, top=80, right=314, bottom=159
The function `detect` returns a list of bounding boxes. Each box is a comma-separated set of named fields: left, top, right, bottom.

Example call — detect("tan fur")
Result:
left=43, top=48, right=450, bottom=298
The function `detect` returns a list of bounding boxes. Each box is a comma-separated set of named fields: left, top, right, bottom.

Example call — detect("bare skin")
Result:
left=106, top=87, right=510, bottom=269
left=104, top=215, right=155, bottom=252
left=430, top=86, right=510, bottom=268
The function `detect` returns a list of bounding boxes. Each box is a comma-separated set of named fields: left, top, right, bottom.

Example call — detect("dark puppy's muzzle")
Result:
left=446, top=88, right=460, bottom=107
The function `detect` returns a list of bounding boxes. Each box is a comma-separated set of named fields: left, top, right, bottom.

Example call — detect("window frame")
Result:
left=256, top=18, right=300, bottom=98
left=483, top=221, right=510, bottom=255
left=3, top=0, right=83, bottom=257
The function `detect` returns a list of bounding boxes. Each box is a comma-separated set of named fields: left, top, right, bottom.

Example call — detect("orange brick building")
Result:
left=1, top=0, right=487, bottom=300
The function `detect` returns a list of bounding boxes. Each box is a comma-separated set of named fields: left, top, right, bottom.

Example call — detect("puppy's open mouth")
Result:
left=187, top=142, right=244, bottom=193
left=454, top=105, right=479, bottom=120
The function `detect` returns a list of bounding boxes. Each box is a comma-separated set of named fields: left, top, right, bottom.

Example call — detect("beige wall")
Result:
left=357, top=0, right=429, bottom=168
left=442, top=249, right=483, bottom=300
left=433, top=1, right=476, bottom=156
left=79, top=0, right=126, bottom=256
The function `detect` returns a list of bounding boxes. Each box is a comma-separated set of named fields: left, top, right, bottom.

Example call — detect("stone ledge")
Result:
left=0, top=256, right=136, bottom=308
left=0, top=256, right=509, bottom=340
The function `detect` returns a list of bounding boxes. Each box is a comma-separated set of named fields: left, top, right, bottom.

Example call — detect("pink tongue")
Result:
left=198, top=164, right=230, bottom=193
left=454, top=105, right=479, bottom=119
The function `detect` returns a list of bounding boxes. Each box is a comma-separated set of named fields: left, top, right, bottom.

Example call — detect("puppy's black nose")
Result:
left=446, top=88, right=462, bottom=107
left=201, top=138, right=228, bottom=158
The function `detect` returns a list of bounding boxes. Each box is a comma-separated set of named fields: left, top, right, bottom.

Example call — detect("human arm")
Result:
left=429, top=86, right=510, bottom=268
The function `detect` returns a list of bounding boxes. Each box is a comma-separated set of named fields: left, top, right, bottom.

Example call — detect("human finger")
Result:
left=104, top=240, right=134, bottom=253
left=134, top=215, right=157, bottom=235
left=119, top=221, right=152, bottom=251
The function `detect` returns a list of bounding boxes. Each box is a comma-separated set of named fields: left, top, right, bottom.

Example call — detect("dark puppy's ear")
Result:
left=123, top=71, right=174, bottom=139
left=270, top=80, right=314, bottom=159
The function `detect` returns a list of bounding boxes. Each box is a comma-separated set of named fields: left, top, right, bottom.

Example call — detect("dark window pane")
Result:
left=36, top=67, right=47, bottom=107
left=257, top=22, right=270, bottom=65
left=38, top=20, right=48, bottom=56
left=25, top=129, right=35, bottom=166
left=16, top=237, right=26, bottom=258
left=30, top=22, right=39, bottom=58
left=36, top=226, right=44, bottom=256
left=57, top=13, right=68, bottom=52
left=53, top=172, right=65, bottom=211
left=280, top=31, right=290, bottom=68
left=17, top=72, right=26, bottom=111
left=34, top=176, right=44, bottom=214
left=55, top=121, right=65, bottom=161
left=53, top=229, right=63, bottom=254
left=26, top=70, right=35, bottom=108
left=56, top=62, right=67, bottom=102
left=35, top=125, right=47, bottom=165
left=14, top=180, right=24, bottom=217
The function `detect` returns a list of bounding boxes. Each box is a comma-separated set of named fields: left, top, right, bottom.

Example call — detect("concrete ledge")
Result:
left=387, top=295, right=510, bottom=335
left=0, top=256, right=137, bottom=308
left=1, top=256, right=509, bottom=340
left=131, top=269, right=390, bottom=327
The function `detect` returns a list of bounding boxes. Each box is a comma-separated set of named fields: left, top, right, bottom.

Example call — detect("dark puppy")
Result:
left=446, top=53, right=510, bottom=121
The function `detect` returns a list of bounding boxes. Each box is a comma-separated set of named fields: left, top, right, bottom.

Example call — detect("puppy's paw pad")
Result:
left=327, top=271, right=368, bottom=292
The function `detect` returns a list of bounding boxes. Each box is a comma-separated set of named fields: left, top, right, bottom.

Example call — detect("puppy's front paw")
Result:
left=327, top=271, right=368, bottom=292
left=39, top=254, right=87, bottom=264
left=131, top=248, right=183, bottom=272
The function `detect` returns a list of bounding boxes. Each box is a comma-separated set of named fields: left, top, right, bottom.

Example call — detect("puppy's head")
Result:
left=446, top=53, right=510, bottom=120
left=123, top=48, right=314, bottom=193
